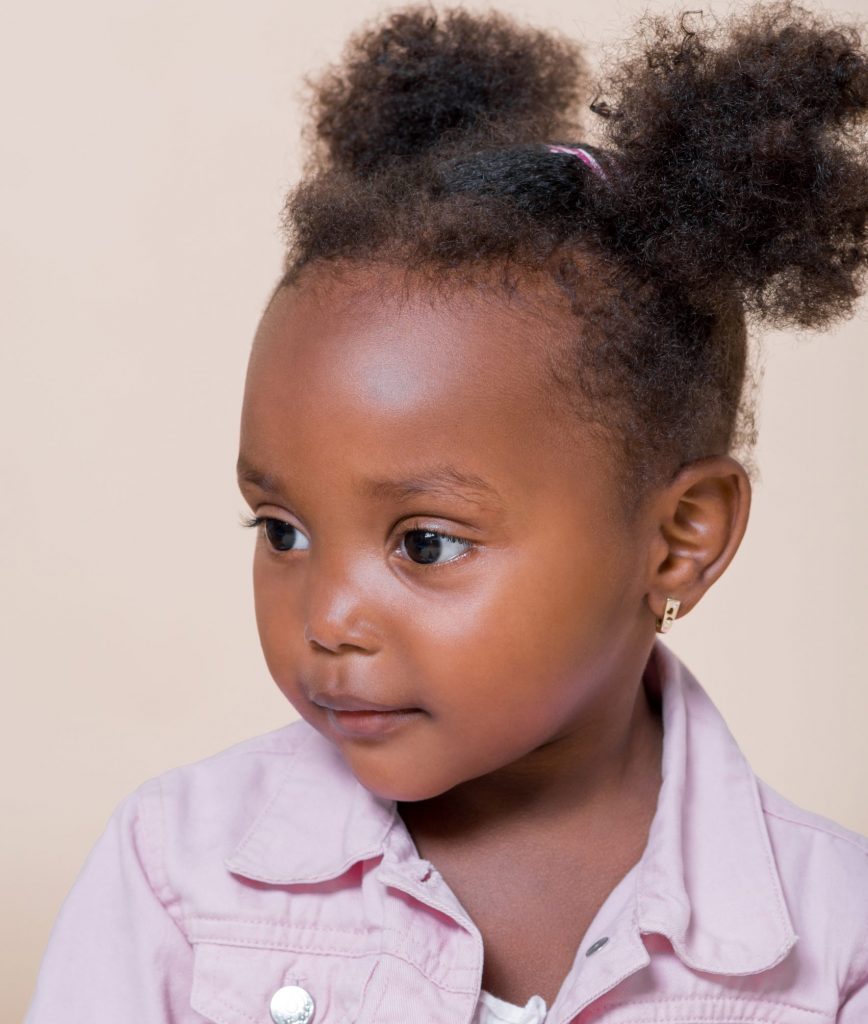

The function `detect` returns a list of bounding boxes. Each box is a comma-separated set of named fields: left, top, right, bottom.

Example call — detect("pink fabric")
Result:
left=26, top=640, right=868, bottom=1023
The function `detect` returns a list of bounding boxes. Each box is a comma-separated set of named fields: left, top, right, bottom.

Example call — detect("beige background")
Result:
left=3, top=0, right=867, bottom=1018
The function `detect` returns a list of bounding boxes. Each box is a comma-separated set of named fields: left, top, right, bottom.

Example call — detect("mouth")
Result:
left=310, top=694, right=425, bottom=739
left=311, top=693, right=415, bottom=713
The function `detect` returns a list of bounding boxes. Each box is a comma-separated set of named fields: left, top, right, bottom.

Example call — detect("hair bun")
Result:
left=595, top=0, right=868, bottom=328
left=308, top=7, right=588, bottom=176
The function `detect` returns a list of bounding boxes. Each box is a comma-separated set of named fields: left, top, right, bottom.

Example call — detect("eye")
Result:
left=398, top=528, right=473, bottom=566
left=241, top=514, right=473, bottom=565
left=241, top=515, right=310, bottom=554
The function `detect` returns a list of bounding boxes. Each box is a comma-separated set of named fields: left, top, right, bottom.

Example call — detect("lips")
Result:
left=322, top=706, right=424, bottom=739
left=311, top=693, right=419, bottom=713
left=306, top=686, right=425, bottom=739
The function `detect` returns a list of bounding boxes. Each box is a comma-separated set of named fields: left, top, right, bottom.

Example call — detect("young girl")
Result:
left=26, top=2, right=868, bottom=1022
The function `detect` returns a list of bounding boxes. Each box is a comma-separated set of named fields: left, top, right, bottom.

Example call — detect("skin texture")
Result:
left=236, top=263, right=752, bottom=1004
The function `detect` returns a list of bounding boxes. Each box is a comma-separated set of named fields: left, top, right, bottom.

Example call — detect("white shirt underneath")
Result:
left=472, top=988, right=548, bottom=1024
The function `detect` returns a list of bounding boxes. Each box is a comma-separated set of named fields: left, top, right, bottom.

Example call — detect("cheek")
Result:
left=251, top=553, right=304, bottom=696
left=403, top=535, right=639, bottom=765
left=416, top=539, right=619, bottom=691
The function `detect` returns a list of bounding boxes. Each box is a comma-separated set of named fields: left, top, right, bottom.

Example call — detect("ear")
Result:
left=645, top=455, right=751, bottom=628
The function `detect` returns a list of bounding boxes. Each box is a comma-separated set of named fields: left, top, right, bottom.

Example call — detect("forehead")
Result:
left=240, top=266, right=609, bottom=505
left=250, top=267, right=557, bottom=406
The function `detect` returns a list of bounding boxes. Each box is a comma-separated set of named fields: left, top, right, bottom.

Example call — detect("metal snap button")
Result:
left=585, top=936, right=610, bottom=956
left=270, top=984, right=315, bottom=1024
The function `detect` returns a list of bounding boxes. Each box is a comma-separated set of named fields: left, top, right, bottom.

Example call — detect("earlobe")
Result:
left=646, top=455, right=752, bottom=628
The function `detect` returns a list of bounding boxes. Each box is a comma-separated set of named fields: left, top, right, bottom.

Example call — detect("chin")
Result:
left=345, top=756, right=456, bottom=803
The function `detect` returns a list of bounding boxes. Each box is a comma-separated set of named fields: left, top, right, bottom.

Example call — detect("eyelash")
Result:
left=239, top=514, right=473, bottom=568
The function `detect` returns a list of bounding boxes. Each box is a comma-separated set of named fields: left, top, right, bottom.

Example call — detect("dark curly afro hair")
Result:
left=275, top=1, right=868, bottom=507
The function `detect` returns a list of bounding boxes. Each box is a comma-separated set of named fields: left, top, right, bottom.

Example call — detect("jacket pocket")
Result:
left=190, top=942, right=380, bottom=1024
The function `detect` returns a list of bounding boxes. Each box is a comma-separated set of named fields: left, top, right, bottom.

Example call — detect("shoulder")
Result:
left=132, top=714, right=316, bottom=809
left=122, top=719, right=323, bottom=884
left=757, top=774, right=868, bottom=869
left=756, top=775, right=868, bottom=988
left=144, top=716, right=315, bottom=797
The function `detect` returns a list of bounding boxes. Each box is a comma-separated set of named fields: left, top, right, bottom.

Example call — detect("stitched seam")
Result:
left=190, top=935, right=477, bottom=991
left=356, top=958, right=379, bottom=1008
left=381, top=878, right=476, bottom=936
left=369, top=950, right=478, bottom=995
left=762, top=809, right=868, bottom=858
left=742, top=770, right=795, bottom=960
left=183, top=916, right=475, bottom=970
left=244, top=847, right=388, bottom=886
left=155, top=777, right=189, bottom=933
left=584, top=1017, right=826, bottom=1024
left=636, top=665, right=793, bottom=974
left=208, top=989, right=260, bottom=1024
left=637, top=920, right=794, bottom=976
left=186, top=916, right=392, bottom=935
left=840, top=906, right=868, bottom=1002
left=134, top=780, right=192, bottom=946
left=194, top=937, right=379, bottom=955
left=589, top=995, right=828, bottom=1015
left=203, top=946, right=262, bottom=1024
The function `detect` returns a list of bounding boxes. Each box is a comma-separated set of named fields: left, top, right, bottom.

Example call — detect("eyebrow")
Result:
left=236, top=456, right=504, bottom=510
left=361, top=466, right=504, bottom=509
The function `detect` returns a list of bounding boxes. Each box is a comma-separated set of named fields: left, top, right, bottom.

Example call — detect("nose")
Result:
left=303, top=551, right=380, bottom=655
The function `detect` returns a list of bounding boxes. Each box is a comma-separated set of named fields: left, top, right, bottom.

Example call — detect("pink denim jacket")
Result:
left=26, top=640, right=868, bottom=1023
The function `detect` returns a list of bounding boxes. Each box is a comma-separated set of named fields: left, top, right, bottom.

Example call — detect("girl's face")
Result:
left=238, top=266, right=657, bottom=802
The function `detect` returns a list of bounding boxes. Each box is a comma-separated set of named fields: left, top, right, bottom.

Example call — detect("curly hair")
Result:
left=275, top=1, right=868, bottom=505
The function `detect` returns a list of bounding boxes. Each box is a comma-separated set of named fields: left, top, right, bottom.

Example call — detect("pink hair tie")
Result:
left=546, top=144, right=609, bottom=182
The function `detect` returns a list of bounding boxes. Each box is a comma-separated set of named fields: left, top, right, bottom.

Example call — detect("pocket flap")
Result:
left=191, top=942, right=379, bottom=1024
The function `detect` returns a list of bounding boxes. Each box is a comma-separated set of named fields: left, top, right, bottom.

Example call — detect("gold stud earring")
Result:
left=656, top=597, right=681, bottom=634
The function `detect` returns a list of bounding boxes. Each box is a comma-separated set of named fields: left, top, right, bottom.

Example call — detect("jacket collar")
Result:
left=224, top=722, right=398, bottom=886
left=225, top=639, right=796, bottom=976
left=634, top=641, right=797, bottom=974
